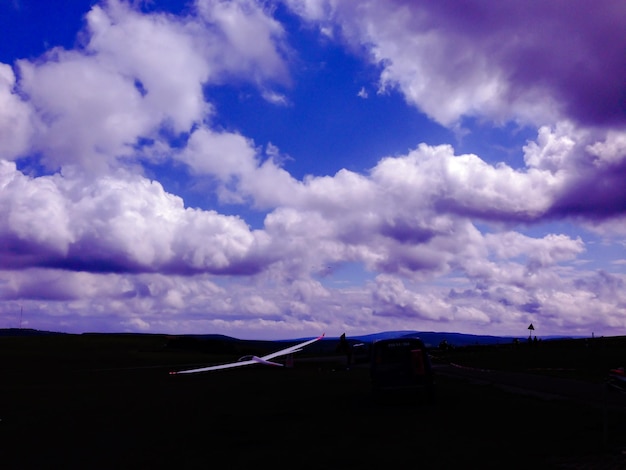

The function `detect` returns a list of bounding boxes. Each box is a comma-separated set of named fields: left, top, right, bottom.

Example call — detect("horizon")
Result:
left=0, top=326, right=593, bottom=343
left=1, top=1, right=625, bottom=340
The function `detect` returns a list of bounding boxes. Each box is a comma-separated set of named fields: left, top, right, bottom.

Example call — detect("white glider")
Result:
left=170, top=333, right=325, bottom=375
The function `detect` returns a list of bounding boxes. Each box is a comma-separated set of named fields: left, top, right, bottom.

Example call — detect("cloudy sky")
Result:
left=1, top=0, right=625, bottom=339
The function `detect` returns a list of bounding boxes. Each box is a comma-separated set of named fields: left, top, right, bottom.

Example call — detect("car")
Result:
left=370, top=336, right=435, bottom=401
left=607, top=366, right=626, bottom=392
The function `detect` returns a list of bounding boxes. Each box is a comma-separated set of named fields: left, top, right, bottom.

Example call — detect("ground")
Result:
left=1, top=334, right=626, bottom=468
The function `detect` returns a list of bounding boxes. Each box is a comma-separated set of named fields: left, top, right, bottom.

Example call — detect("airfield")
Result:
left=2, top=332, right=626, bottom=468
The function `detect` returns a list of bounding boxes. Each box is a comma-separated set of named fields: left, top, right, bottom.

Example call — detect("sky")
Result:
left=1, top=0, right=625, bottom=340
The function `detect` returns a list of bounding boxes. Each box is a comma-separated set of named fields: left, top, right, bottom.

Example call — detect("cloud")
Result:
left=261, top=89, right=290, bottom=105
left=4, top=0, right=623, bottom=279
left=0, top=64, right=35, bottom=160
left=280, top=0, right=626, bottom=230
left=6, top=132, right=577, bottom=284
left=180, top=126, right=258, bottom=180
left=372, top=275, right=455, bottom=321
left=523, top=124, right=626, bottom=221
left=0, top=161, right=269, bottom=274
left=10, top=0, right=290, bottom=173
left=175, top=128, right=620, bottom=284
left=371, top=143, right=557, bottom=221
left=1, top=0, right=625, bottom=337
left=485, top=232, right=584, bottom=269
left=1, top=117, right=622, bottom=336
left=195, top=0, right=290, bottom=84
left=285, top=0, right=626, bottom=128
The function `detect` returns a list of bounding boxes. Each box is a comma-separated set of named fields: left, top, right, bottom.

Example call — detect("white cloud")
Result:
left=285, top=0, right=626, bottom=129
left=0, top=161, right=73, bottom=257
left=261, top=89, right=289, bottom=105
left=2, top=0, right=625, bottom=338
left=86, top=1, right=212, bottom=130
left=181, top=126, right=258, bottom=179
left=371, top=143, right=559, bottom=219
left=485, top=232, right=585, bottom=267
left=586, top=130, right=626, bottom=167
left=3, top=115, right=624, bottom=336
left=0, top=64, right=36, bottom=160
left=10, top=0, right=290, bottom=174
left=0, top=161, right=266, bottom=274
left=372, top=274, right=453, bottom=321
left=18, top=52, right=153, bottom=172
left=283, top=0, right=544, bottom=126
left=195, top=0, right=290, bottom=84
left=523, top=123, right=579, bottom=172
left=586, top=217, right=626, bottom=237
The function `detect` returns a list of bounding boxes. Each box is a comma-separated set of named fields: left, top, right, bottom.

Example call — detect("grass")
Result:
left=1, top=334, right=626, bottom=468
left=434, top=336, right=626, bottom=383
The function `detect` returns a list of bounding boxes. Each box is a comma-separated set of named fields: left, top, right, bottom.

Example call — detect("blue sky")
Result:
left=1, top=0, right=625, bottom=339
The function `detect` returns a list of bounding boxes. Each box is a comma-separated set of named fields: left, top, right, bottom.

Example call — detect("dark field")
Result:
left=2, top=334, right=626, bottom=469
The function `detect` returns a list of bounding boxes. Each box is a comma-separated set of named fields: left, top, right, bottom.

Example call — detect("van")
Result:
left=370, top=337, right=434, bottom=399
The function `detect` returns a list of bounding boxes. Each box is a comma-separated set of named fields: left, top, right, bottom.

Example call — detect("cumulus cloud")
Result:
left=372, top=275, right=455, bottom=321
left=280, top=0, right=626, bottom=229
left=196, top=0, right=290, bottom=84
left=181, top=127, right=258, bottom=180
left=10, top=0, right=289, bottom=173
left=285, top=0, right=626, bottom=128
left=485, top=232, right=584, bottom=269
left=0, top=64, right=35, bottom=160
left=1, top=0, right=625, bottom=338
left=522, top=124, right=626, bottom=221
left=0, top=161, right=268, bottom=274
left=1, top=123, right=623, bottom=336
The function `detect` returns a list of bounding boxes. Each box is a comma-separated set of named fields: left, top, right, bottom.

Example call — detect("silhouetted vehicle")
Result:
left=608, top=366, right=626, bottom=392
left=351, top=342, right=370, bottom=364
left=370, top=337, right=434, bottom=400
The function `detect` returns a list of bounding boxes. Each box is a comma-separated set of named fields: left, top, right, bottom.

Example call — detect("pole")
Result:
left=603, top=381, right=608, bottom=449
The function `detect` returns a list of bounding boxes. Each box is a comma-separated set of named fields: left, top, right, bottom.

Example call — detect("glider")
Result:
left=170, top=333, right=324, bottom=375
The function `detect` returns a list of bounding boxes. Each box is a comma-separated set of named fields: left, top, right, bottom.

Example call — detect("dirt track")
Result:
left=435, top=363, right=626, bottom=469
left=435, top=363, right=626, bottom=409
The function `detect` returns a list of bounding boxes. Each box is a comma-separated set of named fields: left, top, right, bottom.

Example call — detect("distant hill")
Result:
left=0, top=328, right=580, bottom=348
left=348, top=330, right=519, bottom=347
left=0, top=328, right=68, bottom=337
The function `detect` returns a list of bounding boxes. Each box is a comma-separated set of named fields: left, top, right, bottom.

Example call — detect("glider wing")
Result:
left=261, top=333, right=325, bottom=361
left=169, top=333, right=324, bottom=375
left=170, top=359, right=257, bottom=375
